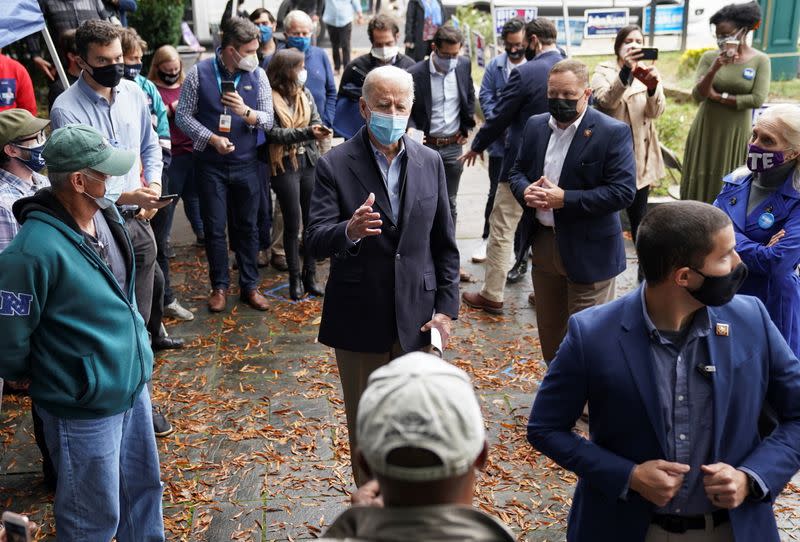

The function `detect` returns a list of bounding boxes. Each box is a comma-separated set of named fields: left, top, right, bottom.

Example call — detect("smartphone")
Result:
left=317, top=125, right=332, bottom=135
left=221, top=81, right=236, bottom=95
left=2, top=511, right=31, bottom=542
left=724, top=39, right=740, bottom=57
left=639, top=47, right=658, bottom=61
left=158, top=194, right=180, bottom=202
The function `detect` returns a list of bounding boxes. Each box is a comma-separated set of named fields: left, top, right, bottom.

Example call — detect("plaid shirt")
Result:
left=0, top=168, right=49, bottom=252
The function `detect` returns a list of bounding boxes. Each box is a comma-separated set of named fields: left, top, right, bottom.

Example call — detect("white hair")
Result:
left=283, top=10, right=313, bottom=32
left=362, top=65, right=414, bottom=106
left=731, top=104, right=800, bottom=191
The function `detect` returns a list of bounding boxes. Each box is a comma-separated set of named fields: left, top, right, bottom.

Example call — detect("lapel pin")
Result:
left=584, top=129, right=592, bottom=138
left=715, top=323, right=730, bottom=337
left=729, top=197, right=737, bottom=205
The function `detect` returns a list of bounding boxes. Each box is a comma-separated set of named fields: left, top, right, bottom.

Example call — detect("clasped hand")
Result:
left=524, top=176, right=564, bottom=209
left=631, top=460, right=748, bottom=509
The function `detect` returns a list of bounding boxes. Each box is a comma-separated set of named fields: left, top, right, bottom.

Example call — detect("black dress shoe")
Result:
left=152, top=336, right=185, bottom=351
left=302, top=267, right=325, bottom=297
left=289, top=272, right=304, bottom=300
left=506, top=259, right=528, bottom=284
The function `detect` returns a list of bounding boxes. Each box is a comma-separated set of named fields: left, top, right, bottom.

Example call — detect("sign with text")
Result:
left=547, top=17, right=586, bottom=47
left=643, top=4, right=684, bottom=35
left=584, top=8, right=629, bottom=38
left=493, top=6, right=538, bottom=36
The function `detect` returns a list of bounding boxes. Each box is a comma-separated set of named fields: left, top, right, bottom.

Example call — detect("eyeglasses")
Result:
left=14, top=131, right=47, bottom=146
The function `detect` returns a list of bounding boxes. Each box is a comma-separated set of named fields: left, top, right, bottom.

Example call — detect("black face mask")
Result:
left=687, top=262, right=748, bottom=306
left=123, top=63, right=142, bottom=81
left=548, top=97, right=581, bottom=124
left=524, top=47, right=536, bottom=61
left=158, top=70, right=180, bottom=85
left=86, top=61, right=124, bottom=88
left=506, top=47, right=525, bottom=60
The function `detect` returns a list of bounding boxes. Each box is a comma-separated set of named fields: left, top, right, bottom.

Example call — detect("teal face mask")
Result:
left=367, top=109, right=409, bottom=146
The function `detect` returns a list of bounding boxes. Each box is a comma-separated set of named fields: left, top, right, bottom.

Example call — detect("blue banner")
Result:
left=548, top=17, right=586, bottom=47
left=584, top=9, right=629, bottom=38
left=643, top=4, right=684, bottom=35
left=0, top=0, right=46, bottom=49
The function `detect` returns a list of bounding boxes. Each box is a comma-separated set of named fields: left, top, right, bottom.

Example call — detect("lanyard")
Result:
left=212, top=58, right=241, bottom=95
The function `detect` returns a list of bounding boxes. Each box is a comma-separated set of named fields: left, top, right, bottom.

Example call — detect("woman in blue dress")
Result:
left=714, top=104, right=800, bottom=356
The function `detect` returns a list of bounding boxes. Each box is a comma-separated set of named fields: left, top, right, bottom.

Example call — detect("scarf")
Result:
left=422, top=0, right=442, bottom=26
left=269, top=89, right=311, bottom=176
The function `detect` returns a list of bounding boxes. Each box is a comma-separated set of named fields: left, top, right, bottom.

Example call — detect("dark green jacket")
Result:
left=0, top=189, right=152, bottom=419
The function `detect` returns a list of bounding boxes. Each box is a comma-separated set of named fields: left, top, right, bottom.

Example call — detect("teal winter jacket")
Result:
left=0, top=189, right=153, bottom=419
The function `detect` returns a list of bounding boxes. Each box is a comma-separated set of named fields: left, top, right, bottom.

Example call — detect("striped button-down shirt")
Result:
left=0, top=168, right=49, bottom=252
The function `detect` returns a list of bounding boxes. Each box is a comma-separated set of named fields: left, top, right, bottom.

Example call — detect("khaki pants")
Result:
left=645, top=521, right=734, bottom=541
left=480, top=182, right=524, bottom=303
left=532, top=226, right=615, bottom=362
left=335, top=342, right=405, bottom=487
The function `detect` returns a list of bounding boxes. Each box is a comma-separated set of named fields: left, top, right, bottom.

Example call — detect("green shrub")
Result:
left=128, top=0, right=185, bottom=50
left=454, top=6, right=494, bottom=49
left=677, top=47, right=715, bottom=77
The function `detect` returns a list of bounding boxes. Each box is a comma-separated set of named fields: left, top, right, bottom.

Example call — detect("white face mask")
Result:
left=297, top=68, right=308, bottom=86
left=234, top=49, right=259, bottom=72
left=371, top=45, right=399, bottom=62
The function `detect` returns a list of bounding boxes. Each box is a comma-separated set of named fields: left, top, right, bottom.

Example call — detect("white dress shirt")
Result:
left=536, top=108, right=587, bottom=227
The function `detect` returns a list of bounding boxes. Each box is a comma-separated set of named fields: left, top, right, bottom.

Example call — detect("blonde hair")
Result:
left=147, top=45, right=185, bottom=86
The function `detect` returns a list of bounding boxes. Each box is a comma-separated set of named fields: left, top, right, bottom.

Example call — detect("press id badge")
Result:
left=219, top=114, right=232, bottom=133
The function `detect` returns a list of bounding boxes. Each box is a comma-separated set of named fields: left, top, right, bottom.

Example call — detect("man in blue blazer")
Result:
left=508, top=59, right=636, bottom=362
left=306, top=65, right=460, bottom=487
left=461, top=17, right=565, bottom=314
left=528, top=201, right=800, bottom=541
left=407, top=24, right=475, bottom=271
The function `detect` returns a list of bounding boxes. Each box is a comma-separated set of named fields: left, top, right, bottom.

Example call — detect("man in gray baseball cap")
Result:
left=0, top=124, right=165, bottom=540
left=319, top=352, right=514, bottom=541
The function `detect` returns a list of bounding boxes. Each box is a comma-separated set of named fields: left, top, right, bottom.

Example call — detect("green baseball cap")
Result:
left=0, top=109, right=50, bottom=148
left=42, top=125, right=136, bottom=176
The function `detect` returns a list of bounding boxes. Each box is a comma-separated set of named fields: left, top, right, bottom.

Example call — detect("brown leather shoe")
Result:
left=208, top=288, right=228, bottom=313
left=241, top=289, right=270, bottom=311
left=462, top=291, right=503, bottom=315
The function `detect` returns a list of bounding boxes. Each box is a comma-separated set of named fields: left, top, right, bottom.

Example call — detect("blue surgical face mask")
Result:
left=287, top=35, right=311, bottom=53
left=82, top=171, right=123, bottom=210
left=259, top=25, right=273, bottom=43
left=12, top=142, right=47, bottom=172
left=432, top=51, right=458, bottom=73
left=367, top=108, right=409, bottom=146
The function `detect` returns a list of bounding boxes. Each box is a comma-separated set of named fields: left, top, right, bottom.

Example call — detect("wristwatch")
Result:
left=721, top=92, right=730, bottom=101
left=746, top=472, right=766, bottom=501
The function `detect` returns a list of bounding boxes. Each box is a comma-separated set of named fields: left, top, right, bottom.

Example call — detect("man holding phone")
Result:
left=176, top=16, right=274, bottom=313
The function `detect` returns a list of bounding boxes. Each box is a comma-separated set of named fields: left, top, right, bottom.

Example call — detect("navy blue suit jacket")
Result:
left=407, top=56, right=476, bottom=137
left=508, top=107, right=636, bottom=283
left=528, top=288, right=800, bottom=541
left=471, top=49, right=565, bottom=182
left=306, top=127, right=460, bottom=353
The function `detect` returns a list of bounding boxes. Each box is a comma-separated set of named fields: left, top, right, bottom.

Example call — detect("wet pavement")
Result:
left=3, top=157, right=800, bottom=541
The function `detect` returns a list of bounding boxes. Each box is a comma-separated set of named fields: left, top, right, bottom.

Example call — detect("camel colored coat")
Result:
left=591, top=61, right=666, bottom=189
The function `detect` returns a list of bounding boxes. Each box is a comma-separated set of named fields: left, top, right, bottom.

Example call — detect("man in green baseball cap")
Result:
left=0, top=123, right=165, bottom=540
left=0, top=108, right=51, bottom=252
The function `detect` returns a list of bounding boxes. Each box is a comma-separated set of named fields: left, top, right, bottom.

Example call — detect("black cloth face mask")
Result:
left=687, top=262, right=748, bottom=306
left=86, top=62, right=124, bottom=88
left=506, top=47, right=525, bottom=60
left=548, top=97, right=581, bottom=124
left=524, top=47, right=536, bottom=61
left=158, top=70, right=180, bottom=85
left=123, top=63, right=142, bottom=80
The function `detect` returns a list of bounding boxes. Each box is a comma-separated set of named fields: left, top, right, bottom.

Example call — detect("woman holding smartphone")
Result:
left=680, top=1, right=770, bottom=204
left=266, top=49, right=329, bottom=300
left=591, top=25, right=665, bottom=241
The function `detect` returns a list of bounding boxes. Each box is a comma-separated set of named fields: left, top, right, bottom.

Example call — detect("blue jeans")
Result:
left=36, top=388, right=164, bottom=542
left=166, top=153, right=204, bottom=238
left=194, top=159, right=261, bottom=292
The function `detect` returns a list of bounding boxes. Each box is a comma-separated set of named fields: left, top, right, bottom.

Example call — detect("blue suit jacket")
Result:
left=306, top=127, right=460, bottom=353
left=714, top=169, right=800, bottom=357
left=508, top=107, right=636, bottom=283
left=407, top=56, right=476, bottom=137
left=471, top=49, right=564, bottom=181
left=528, top=288, right=800, bottom=541
left=478, top=52, right=511, bottom=158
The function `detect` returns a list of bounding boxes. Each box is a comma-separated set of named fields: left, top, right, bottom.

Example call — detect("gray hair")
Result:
left=48, top=171, right=74, bottom=192
left=284, top=10, right=313, bottom=32
left=362, top=66, right=414, bottom=106
left=731, top=104, right=800, bottom=191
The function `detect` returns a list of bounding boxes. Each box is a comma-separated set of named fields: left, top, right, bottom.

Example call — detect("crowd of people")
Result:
left=1, top=0, right=800, bottom=540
